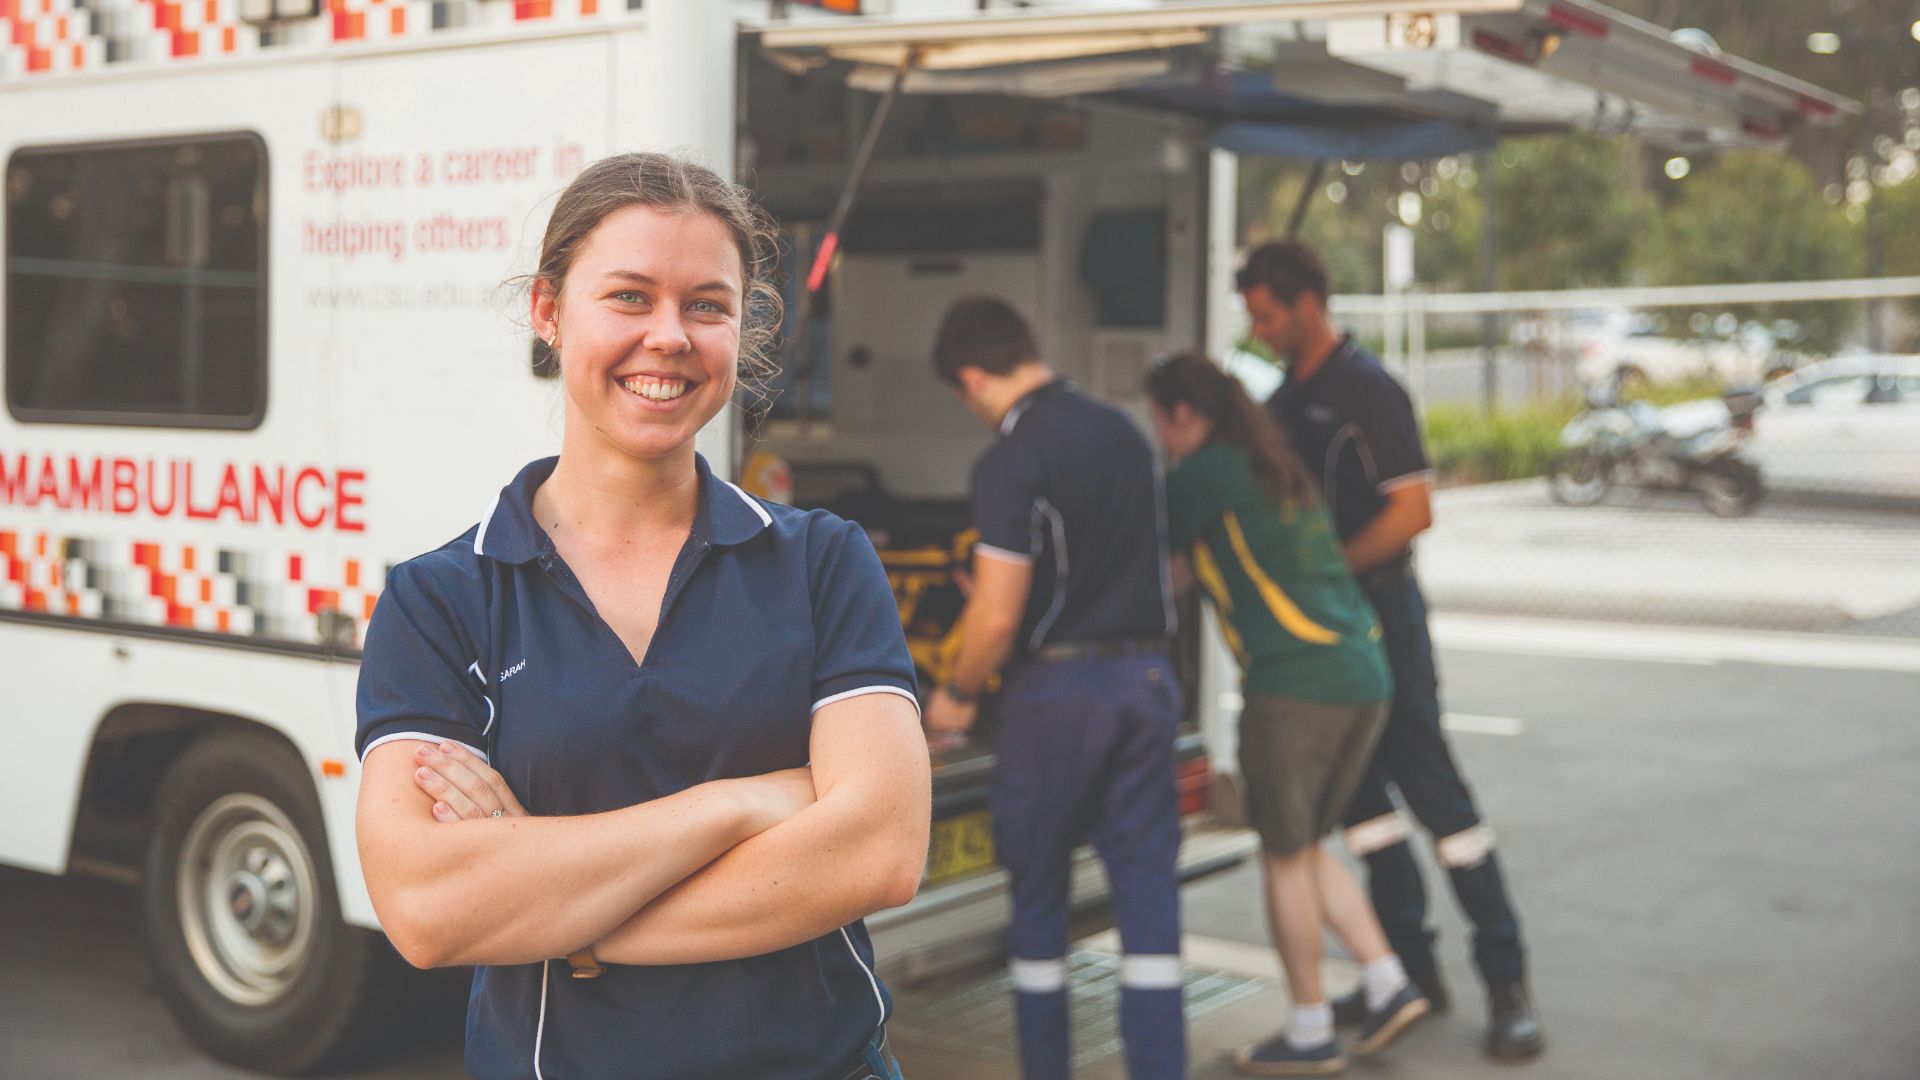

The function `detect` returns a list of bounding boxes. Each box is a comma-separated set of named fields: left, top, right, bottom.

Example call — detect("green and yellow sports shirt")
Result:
left=1165, top=442, right=1390, bottom=703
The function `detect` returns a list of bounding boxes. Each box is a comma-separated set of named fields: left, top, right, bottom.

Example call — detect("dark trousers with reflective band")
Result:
left=991, top=652, right=1186, bottom=1080
left=1343, top=573, right=1527, bottom=986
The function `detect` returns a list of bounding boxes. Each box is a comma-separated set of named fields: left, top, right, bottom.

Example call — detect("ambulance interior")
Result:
left=740, top=48, right=1219, bottom=778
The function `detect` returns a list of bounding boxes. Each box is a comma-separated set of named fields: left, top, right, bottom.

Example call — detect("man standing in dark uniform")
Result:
left=1239, top=241, right=1545, bottom=1061
left=924, top=296, right=1186, bottom=1080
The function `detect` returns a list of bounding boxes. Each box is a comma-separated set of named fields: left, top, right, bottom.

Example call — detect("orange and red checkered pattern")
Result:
left=2, top=0, right=624, bottom=77
left=1, top=528, right=389, bottom=648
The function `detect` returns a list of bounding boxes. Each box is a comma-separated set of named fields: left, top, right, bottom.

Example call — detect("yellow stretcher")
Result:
left=875, top=527, right=996, bottom=695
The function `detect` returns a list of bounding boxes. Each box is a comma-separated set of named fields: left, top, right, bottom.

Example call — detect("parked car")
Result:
left=1554, top=308, right=1788, bottom=389
left=1747, top=355, right=1920, bottom=501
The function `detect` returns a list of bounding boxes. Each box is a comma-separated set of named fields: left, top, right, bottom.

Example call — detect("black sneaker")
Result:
left=1485, top=981, right=1545, bottom=1061
left=1231, top=1032, right=1347, bottom=1076
left=1352, top=984, right=1431, bottom=1056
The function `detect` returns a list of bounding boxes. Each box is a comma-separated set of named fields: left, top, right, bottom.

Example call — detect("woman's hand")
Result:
left=412, top=741, right=528, bottom=822
left=412, top=743, right=813, bottom=836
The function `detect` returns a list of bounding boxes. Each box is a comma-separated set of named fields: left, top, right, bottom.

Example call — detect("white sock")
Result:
left=1363, top=955, right=1410, bottom=1013
left=1286, top=1001, right=1334, bottom=1050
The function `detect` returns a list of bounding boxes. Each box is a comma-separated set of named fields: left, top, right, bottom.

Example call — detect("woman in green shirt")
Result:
left=1147, top=353, right=1428, bottom=1075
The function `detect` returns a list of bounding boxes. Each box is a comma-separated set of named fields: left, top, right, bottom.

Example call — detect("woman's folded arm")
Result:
left=594, top=693, right=932, bottom=966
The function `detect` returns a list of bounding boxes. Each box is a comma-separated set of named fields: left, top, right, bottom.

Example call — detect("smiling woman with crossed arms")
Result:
left=353, top=153, right=930, bottom=1080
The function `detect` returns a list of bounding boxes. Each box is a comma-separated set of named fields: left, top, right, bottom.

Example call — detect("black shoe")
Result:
left=1353, top=984, right=1431, bottom=1056
left=1231, top=1031, right=1347, bottom=1076
left=1333, top=967, right=1448, bottom=1026
left=1485, top=981, right=1546, bottom=1061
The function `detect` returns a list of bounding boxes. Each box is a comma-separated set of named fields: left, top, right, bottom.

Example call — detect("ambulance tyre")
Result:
left=144, top=732, right=411, bottom=1075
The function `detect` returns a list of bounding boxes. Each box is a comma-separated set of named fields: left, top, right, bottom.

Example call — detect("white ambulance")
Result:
left=0, top=0, right=1844, bottom=1071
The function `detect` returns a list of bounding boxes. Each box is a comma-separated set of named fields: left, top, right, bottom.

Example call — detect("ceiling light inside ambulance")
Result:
left=845, top=54, right=1173, bottom=97
left=822, top=28, right=1207, bottom=72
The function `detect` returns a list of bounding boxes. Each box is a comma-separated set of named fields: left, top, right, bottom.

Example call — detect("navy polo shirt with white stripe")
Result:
left=969, top=379, right=1174, bottom=659
left=355, top=453, right=917, bottom=1080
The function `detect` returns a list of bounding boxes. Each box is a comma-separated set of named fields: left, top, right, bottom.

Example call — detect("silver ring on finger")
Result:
left=489, top=808, right=503, bottom=818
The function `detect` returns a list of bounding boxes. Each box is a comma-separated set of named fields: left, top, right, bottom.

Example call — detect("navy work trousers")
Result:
left=1342, top=573, right=1528, bottom=986
left=991, top=652, right=1186, bottom=1080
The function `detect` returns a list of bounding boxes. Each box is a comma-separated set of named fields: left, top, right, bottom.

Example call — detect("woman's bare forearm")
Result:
left=356, top=744, right=757, bottom=968
left=592, top=792, right=920, bottom=965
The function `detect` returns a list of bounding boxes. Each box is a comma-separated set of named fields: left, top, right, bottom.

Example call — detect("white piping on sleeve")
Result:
left=359, top=732, right=488, bottom=764
left=840, top=926, right=889, bottom=1027
left=812, top=685, right=921, bottom=718
left=722, top=480, right=775, bottom=527
left=975, top=542, right=1034, bottom=565
left=1378, top=469, right=1437, bottom=494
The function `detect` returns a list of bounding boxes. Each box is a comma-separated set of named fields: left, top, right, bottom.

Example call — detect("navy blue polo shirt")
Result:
left=354, top=454, right=917, bottom=1080
left=970, top=380, right=1174, bottom=659
left=1266, top=336, right=1433, bottom=552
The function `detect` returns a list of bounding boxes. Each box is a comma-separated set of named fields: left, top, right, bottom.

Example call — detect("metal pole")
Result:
left=1285, top=159, right=1327, bottom=238
left=1478, top=136, right=1499, bottom=412
left=791, top=49, right=917, bottom=432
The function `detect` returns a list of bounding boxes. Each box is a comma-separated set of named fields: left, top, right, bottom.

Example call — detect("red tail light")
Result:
left=1176, top=756, right=1211, bottom=817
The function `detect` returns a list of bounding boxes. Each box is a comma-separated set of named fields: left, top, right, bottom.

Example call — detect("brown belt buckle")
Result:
left=567, top=946, right=604, bottom=979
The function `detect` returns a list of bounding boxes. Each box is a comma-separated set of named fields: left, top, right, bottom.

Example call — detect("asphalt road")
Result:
left=4, top=624, right=1918, bottom=1079
left=1422, top=480, right=1920, bottom=637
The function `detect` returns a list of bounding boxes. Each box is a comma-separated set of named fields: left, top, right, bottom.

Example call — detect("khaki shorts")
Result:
left=1237, top=694, right=1389, bottom=855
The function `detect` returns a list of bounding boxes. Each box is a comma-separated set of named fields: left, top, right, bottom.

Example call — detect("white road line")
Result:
left=1431, top=613, right=1920, bottom=674
left=1442, top=712, right=1527, bottom=736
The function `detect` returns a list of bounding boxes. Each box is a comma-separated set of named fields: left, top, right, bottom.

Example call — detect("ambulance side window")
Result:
left=5, top=133, right=267, bottom=429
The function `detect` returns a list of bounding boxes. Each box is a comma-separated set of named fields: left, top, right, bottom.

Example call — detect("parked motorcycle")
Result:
left=1548, top=380, right=1764, bottom=517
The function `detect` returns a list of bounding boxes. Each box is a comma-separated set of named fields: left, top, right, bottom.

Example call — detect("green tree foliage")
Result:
left=1878, top=177, right=1920, bottom=277
left=1246, top=135, right=1645, bottom=296
left=1490, top=135, right=1649, bottom=291
left=1646, top=153, right=1860, bottom=284
left=1643, top=153, right=1862, bottom=349
left=1404, top=134, right=1647, bottom=292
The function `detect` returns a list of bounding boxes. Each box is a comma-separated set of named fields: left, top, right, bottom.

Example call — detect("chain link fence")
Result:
left=1316, top=278, right=1920, bottom=637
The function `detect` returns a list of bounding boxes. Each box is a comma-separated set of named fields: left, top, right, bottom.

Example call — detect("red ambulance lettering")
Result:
left=0, top=454, right=28, bottom=503
left=146, top=459, right=180, bottom=516
left=0, top=452, right=367, bottom=532
left=251, top=465, right=286, bottom=525
left=293, top=468, right=329, bottom=529
left=336, top=470, right=367, bottom=533
left=66, top=458, right=104, bottom=511
left=111, top=458, right=140, bottom=514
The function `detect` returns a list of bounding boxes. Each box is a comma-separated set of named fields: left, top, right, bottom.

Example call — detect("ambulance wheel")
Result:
left=144, top=732, right=410, bottom=1075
